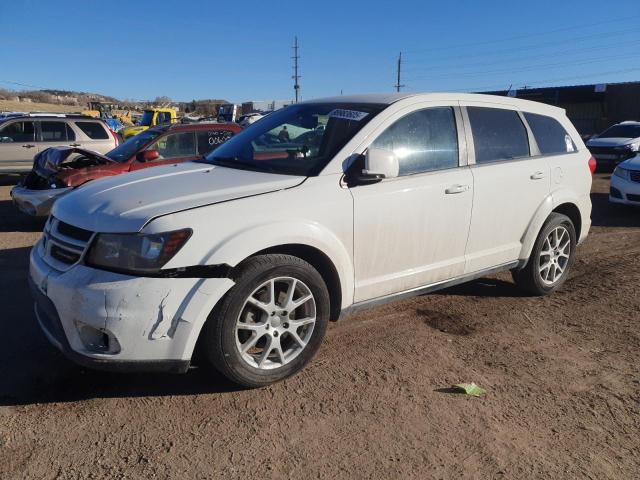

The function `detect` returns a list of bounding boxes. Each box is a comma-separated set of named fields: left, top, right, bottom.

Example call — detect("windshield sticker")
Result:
left=328, top=109, right=369, bottom=121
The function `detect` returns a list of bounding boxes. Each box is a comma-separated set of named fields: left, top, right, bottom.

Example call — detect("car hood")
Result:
left=618, top=155, right=640, bottom=170
left=587, top=137, right=638, bottom=147
left=51, top=161, right=305, bottom=233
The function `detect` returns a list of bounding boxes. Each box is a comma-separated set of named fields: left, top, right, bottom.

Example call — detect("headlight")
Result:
left=629, top=141, right=640, bottom=152
left=613, top=166, right=630, bottom=180
left=86, top=229, right=192, bottom=274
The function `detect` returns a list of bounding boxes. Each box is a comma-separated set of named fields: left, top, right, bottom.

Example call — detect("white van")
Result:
left=29, top=93, right=593, bottom=387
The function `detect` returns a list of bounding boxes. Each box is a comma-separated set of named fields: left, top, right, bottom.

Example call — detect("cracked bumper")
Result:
left=29, top=244, right=235, bottom=369
left=11, top=185, right=72, bottom=217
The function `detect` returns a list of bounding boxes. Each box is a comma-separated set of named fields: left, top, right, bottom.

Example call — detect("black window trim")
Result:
left=365, top=104, right=468, bottom=179
left=519, top=111, right=581, bottom=159
left=141, top=130, right=197, bottom=161
left=462, top=105, right=535, bottom=166
left=36, top=120, right=73, bottom=143
left=0, top=119, right=36, bottom=143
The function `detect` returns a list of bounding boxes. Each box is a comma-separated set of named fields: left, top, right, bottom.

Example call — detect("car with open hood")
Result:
left=586, top=121, right=640, bottom=169
left=11, top=122, right=240, bottom=216
left=29, top=93, right=593, bottom=387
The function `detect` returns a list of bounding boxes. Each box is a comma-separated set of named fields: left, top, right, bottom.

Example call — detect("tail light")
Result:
left=109, top=129, right=120, bottom=147
left=588, top=156, right=597, bottom=175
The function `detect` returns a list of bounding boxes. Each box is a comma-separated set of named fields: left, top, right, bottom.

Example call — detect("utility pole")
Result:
left=292, top=36, right=301, bottom=103
left=394, top=52, right=405, bottom=92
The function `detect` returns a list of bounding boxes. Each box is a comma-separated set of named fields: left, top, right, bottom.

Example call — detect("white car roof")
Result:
left=303, top=92, right=565, bottom=115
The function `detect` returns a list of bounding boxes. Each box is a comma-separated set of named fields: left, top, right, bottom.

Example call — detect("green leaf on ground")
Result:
left=453, top=383, right=486, bottom=397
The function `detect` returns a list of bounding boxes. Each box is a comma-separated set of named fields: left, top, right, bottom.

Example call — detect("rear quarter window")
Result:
left=75, top=121, right=109, bottom=140
left=196, top=129, right=235, bottom=155
left=467, top=107, right=530, bottom=164
left=523, top=112, right=576, bottom=155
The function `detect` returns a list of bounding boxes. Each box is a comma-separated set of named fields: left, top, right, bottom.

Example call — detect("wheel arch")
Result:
left=519, top=193, right=583, bottom=262
left=234, top=244, right=343, bottom=322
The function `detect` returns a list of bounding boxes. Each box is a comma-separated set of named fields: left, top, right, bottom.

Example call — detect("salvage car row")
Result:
left=6, top=115, right=239, bottom=216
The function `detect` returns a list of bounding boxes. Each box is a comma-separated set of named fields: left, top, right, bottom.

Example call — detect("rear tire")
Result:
left=202, top=254, right=330, bottom=388
left=512, top=213, right=576, bottom=296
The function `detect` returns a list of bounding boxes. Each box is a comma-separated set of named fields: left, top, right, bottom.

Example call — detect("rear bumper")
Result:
left=11, top=185, right=72, bottom=217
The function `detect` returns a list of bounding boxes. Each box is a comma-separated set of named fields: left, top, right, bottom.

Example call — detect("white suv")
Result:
left=29, top=93, right=593, bottom=387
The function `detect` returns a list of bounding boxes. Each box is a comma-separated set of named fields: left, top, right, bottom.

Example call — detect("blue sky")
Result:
left=1, top=0, right=639, bottom=102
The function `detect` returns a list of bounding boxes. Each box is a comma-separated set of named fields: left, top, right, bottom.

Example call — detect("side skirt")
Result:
left=338, top=260, right=522, bottom=320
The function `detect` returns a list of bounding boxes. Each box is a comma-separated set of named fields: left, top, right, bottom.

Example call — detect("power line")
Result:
left=440, top=67, right=640, bottom=93
left=403, top=27, right=639, bottom=64
left=405, top=53, right=640, bottom=82
left=404, top=14, right=640, bottom=54
left=402, top=39, right=640, bottom=73
left=292, top=36, right=301, bottom=103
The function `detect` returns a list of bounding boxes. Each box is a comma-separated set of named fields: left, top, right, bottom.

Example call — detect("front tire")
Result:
left=202, top=254, right=330, bottom=388
left=512, top=213, right=576, bottom=296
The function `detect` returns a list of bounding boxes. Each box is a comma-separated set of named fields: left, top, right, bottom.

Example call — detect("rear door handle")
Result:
left=445, top=184, right=470, bottom=194
left=22, top=144, right=36, bottom=149
left=530, top=171, right=546, bottom=180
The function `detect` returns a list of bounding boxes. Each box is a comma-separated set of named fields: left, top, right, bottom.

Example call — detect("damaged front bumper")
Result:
left=29, top=241, right=235, bottom=372
left=11, top=185, right=72, bottom=217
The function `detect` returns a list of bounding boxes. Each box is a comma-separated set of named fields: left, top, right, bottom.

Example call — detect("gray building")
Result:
left=482, top=81, right=640, bottom=136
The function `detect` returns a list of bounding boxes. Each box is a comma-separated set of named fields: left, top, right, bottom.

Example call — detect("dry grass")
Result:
left=0, top=100, right=81, bottom=113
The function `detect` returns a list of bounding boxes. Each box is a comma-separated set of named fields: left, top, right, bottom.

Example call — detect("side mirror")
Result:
left=363, top=147, right=399, bottom=179
left=137, top=150, right=160, bottom=162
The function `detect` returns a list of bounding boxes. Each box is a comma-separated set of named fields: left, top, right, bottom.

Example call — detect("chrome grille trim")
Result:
left=41, top=217, right=96, bottom=271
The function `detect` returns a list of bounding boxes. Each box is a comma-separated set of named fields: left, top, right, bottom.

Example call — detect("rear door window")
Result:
left=196, top=129, right=235, bottom=155
left=371, top=107, right=459, bottom=176
left=523, top=112, right=576, bottom=155
left=148, top=131, right=196, bottom=159
left=75, top=121, right=109, bottom=140
left=467, top=107, right=530, bottom=163
left=0, top=121, right=35, bottom=142
left=40, top=121, right=73, bottom=142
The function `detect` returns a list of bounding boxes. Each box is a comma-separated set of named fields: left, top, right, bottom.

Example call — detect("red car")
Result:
left=11, top=122, right=241, bottom=216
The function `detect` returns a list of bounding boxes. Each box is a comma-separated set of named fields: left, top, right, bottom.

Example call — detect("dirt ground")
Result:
left=0, top=173, right=638, bottom=479
left=0, top=100, right=80, bottom=113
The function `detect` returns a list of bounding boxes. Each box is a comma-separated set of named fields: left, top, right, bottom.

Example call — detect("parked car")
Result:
left=0, top=113, right=119, bottom=172
left=11, top=122, right=240, bottom=216
left=29, top=93, right=593, bottom=387
left=609, top=155, right=640, bottom=205
left=238, top=112, right=264, bottom=127
left=121, top=108, right=178, bottom=140
left=586, top=121, right=640, bottom=170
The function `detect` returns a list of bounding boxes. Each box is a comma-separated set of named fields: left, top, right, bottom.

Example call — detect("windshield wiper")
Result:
left=205, top=156, right=277, bottom=173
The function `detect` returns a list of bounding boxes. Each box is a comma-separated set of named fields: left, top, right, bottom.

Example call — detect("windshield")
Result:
left=139, top=111, right=154, bottom=127
left=106, top=129, right=164, bottom=162
left=201, top=102, right=385, bottom=176
left=597, top=124, right=640, bottom=139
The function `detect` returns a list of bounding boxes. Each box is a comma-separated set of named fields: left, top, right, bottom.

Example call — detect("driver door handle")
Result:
left=445, top=184, right=470, bottom=194
left=530, top=171, right=546, bottom=180
left=22, top=144, right=36, bottom=149
left=69, top=143, right=81, bottom=147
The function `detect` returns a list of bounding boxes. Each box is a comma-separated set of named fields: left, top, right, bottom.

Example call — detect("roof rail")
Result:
left=0, top=112, right=95, bottom=119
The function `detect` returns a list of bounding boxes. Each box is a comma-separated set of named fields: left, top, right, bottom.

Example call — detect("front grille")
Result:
left=588, top=146, right=634, bottom=162
left=57, top=221, right=93, bottom=242
left=626, top=193, right=640, bottom=202
left=41, top=216, right=94, bottom=271
left=50, top=244, right=81, bottom=264
left=630, top=171, right=640, bottom=183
